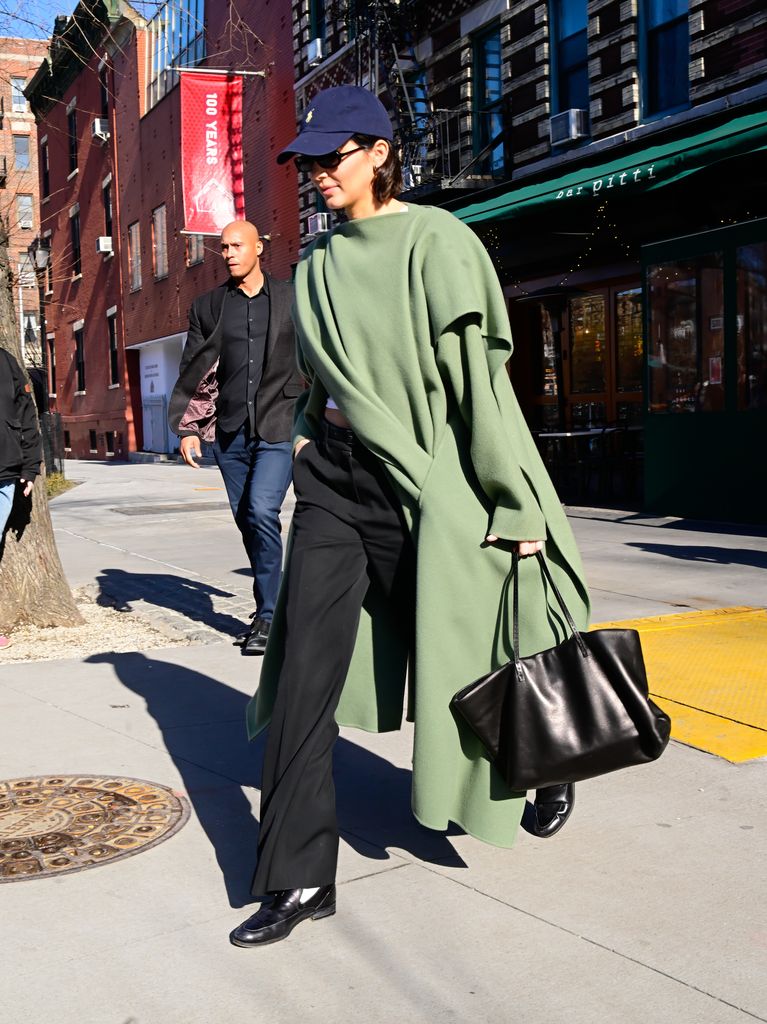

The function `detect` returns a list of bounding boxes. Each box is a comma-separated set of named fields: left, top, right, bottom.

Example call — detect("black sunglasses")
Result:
left=294, top=144, right=369, bottom=174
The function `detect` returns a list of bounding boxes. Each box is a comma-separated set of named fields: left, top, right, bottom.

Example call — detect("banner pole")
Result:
left=171, top=65, right=268, bottom=78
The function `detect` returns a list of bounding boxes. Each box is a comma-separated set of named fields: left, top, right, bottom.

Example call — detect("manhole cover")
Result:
left=0, top=775, right=190, bottom=882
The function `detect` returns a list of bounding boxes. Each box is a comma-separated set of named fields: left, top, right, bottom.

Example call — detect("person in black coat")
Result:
left=0, top=346, right=43, bottom=650
left=168, top=221, right=302, bottom=653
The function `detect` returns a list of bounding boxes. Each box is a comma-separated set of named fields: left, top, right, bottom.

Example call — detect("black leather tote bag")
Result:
left=451, top=552, right=671, bottom=790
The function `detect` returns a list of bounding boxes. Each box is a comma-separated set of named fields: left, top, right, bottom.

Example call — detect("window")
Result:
left=643, top=0, right=689, bottom=117
left=48, top=336, right=56, bottom=395
left=310, top=0, right=326, bottom=41
left=551, top=0, right=589, bottom=113
left=99, top=66, right=109, bottom=120
left=75, top=326, right=86, bottom=393
left=89, top=429, right=97, bottom=452
left=472, top=23, right=504, bottom=176
left=152, top=204, right=168, bottom=278
left=70, top=211, right=82, bottom=276
left=615, top=288, right=644, bottom=394
left=107, top=311, right=119, bottom=386
left=11, top=77, right=27, bottom=113
left=105, top=431, right=115, bottom=456
left=17, top=252, right=35, bottom=287
left=13, top=135, right=30, bottom=170
left=44, top=251, right=53, bottom=295
left=64, top=429, right=71, bottom=450
left=16, top=194, right=33, bottom=229
left=41, top=139, right=50, bottom=197
left=736, top=242, right=767, bottom=410
left=186, top=233, right=205, bottom=266
left=68, top=107, right=78, bottom=173
left=128, top=222, right=142, bottom=290
left=103, top=181, right=113, bottom=237
left=648, top=252, right=724, bottom=413
left=146, top=0, right=205, bottom=110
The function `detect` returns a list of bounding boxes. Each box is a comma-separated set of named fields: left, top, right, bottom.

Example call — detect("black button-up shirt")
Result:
left=216, top=276, right=270, bottom=434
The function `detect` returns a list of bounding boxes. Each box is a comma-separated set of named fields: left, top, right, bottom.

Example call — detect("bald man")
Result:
left=169, top=221, right=302, bottom=653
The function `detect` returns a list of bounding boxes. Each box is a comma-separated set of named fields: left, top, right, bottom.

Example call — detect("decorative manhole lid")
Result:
left=0, top=775, right=190, bottom=882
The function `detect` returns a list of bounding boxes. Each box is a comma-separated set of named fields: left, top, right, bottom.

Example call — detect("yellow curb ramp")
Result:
left=591, top=607, right=767, bottom=763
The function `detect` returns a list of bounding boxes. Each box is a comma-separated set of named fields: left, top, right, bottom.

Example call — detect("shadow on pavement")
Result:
left=95, top=567, right=247, bottom=638
left=626, top=543, right=767, bottom=570
left=86, top=651, right=464, bottom=909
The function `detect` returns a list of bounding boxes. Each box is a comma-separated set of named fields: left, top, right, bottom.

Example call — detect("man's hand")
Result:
left=486, top=536, right=544, bottom=557
left=180, top=436, right=202, bottom=468
left=20, top=478, right=33, bottom=498
left=293, top=438, right=311, bottom=459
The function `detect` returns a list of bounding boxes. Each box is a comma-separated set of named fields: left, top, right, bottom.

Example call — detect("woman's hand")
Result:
left=293, top=439, right=312, bottom=459
left=486, top=536, right=544, bottom=557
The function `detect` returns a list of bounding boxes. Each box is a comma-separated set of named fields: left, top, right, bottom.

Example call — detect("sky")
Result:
left=0, top=0, right=79, bottom=40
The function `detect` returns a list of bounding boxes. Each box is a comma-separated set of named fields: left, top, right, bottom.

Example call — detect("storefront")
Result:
left=446, top=106, right=767, bottom=521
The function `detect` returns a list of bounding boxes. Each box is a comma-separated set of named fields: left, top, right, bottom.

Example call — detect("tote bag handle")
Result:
left=510, top=551, right=589, bottom=680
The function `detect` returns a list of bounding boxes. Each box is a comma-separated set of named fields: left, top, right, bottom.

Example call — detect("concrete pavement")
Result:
left=1, top=459, right=765, bottom=1023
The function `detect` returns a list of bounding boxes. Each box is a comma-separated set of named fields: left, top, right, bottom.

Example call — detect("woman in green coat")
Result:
left=231, top=86, right=590, bottom=949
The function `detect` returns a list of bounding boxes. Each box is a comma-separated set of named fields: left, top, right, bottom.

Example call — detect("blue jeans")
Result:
left=213, top=425, right=292, bottom=621
left=0, top=479, right=15, bottom=539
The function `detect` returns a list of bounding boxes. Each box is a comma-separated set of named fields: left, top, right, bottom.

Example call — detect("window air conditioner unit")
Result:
left=95, top=235, right=113, bottom=254
left=19, top=218, right=33, bottom=229
left=549, top=108, right=589, bottom=145
left=307, top=37, right=324, bottom=67
left=402, top=163, right=422, bottom=189
left=91, top=117, right=110, bottom=142
left=306, top=212, right=331, bottom=236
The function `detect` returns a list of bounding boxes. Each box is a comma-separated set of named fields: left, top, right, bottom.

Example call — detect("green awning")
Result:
left=451, top=108, right=767, bottom=225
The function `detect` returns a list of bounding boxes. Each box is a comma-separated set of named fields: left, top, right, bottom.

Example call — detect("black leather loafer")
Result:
left=230, top=886, right=336, bottom=947
left=522, top=783, right=575, bottom=839
left=242, top=618, right=270, bottom=655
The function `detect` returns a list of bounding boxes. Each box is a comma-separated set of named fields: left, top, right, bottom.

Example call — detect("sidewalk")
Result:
left=1, top=460, right=765, bottom=1024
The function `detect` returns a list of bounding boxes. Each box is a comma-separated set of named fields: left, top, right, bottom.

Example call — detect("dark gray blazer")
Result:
left=168, top=274, right=302, bottom=444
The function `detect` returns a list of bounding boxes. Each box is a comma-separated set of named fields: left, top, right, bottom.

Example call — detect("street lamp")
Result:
left=27, top=236, right=50, bottom=414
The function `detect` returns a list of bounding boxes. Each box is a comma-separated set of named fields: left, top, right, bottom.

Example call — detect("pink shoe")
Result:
left=0, top=635, right=11, bottom=650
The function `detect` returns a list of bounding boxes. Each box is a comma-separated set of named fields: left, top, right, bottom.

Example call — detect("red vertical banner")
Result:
left=180, top=72, right=245, bottom=235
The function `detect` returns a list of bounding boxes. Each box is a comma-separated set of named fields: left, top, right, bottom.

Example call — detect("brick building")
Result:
left=26, top=0, right=300, bottom=459
left=0, top=37, right=48, bottom=374
left=291, top=0, right=767, bottom=522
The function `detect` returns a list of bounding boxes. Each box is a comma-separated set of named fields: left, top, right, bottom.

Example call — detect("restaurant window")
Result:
left=41, top=138, right=50, bottom=197
left=13, top=134, right=30, bottom=170
left=615, top=288, right=643, bottom=393
left=472, top=22, right=504, bottom=176
left=736, top=242, right=767, bottom=410
left=11, top=76, right=27, bottom=113
left=107, top=311, right=119, bottom=386
left=68, top=107, right=78, bottom=173
left=152, top=205, right=168, bottom=279
left=74, top=325, right=86, bottom=392
left=648, top=252, right=724, bottom=413
left=643, top=0, right=689, bottom=117
left=551, top=0, right=589, bottom=113
left=186, top=233, right=205, bottom=266
left=128, top=222, right=142, bottom=291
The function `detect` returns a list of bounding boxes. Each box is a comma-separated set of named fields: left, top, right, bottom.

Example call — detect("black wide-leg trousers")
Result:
left=251, top=421, right=414, bottom=897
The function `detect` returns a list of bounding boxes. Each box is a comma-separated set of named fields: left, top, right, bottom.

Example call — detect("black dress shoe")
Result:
left=229, top=886, right=336, bottom=947
left=234, top=611, right=257, bottom=646
left=522, top=783, right=575, bottom=839
left=242, top=617, right=270, bottom=655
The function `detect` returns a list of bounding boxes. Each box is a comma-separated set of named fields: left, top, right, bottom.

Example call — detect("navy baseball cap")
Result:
left=277, top=85, right=394, bottom=164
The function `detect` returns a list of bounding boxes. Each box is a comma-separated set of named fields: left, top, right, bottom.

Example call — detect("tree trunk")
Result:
left=0, top=247, right=83, bottom=630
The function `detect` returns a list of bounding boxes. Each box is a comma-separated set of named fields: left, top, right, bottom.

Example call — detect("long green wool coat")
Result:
left=246, top=205, right=590, bottom=847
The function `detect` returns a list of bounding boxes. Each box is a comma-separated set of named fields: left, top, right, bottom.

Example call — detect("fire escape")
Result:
left=337, top=0, right=506, bottom=198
